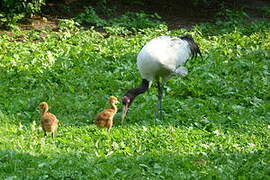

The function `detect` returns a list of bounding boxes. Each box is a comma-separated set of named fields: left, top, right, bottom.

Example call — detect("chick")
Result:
left=95, top=96, right=119, bottom=131
left=39, top=102, right=58, bottom=138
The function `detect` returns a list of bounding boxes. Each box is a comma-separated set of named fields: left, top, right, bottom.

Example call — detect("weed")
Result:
left=257, top=6, right=270, bottom=18
left=75, top=7, right=107, bottom=27
left=0, top=9, right=269, bottom=179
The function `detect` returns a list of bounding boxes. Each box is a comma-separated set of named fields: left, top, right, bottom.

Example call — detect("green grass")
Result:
left=0, top=9, right=270, bottom=179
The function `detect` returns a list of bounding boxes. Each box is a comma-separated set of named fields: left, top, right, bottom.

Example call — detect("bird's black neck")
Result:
left=179, top=34, right=202, bottom=59
left=124, top=79, right=149, bottom=106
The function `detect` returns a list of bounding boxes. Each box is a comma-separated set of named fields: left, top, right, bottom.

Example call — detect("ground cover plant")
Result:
left=0, top=7, right=270, bottom=179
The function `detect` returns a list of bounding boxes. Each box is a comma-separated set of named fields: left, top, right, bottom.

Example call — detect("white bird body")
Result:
left=137, top=36, right=191, bottom=82
left=122, top=34, right=201, bottom=121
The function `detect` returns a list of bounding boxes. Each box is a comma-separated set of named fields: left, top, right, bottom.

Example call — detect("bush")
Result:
left=1, top=0, right=45, bottom=15
left=74, top=8, right=165, bottom=34
left=110, top=12, right=164, bottom=31
left=58, top=19, right=80, bottom=32
left=75, top=7, right=107, bottom=27
left=0, top=0, right=45, bottom=28
left=258, top=6, right=270, bottom=18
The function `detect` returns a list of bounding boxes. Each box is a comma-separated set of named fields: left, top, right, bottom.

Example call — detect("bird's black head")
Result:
left=179, top=34, right=202, bottom=59
left=179, top=34, right=193, bottom=41
left=122, top=95, right=131, bottom=106
left=121, top=79, right=149, bottom=121
left=121, top=94, right=134, bottom=121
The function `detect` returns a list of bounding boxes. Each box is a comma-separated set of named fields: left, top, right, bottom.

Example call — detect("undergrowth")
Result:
left=0, top=9, right=269, bottom=179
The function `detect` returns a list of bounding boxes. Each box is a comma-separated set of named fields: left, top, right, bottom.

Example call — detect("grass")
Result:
left=0, top=9, right=270, bottom=179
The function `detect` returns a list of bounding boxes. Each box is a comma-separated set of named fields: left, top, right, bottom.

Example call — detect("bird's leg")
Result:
left=44, top=132, right=47, bottom=137
left=52, top=130, right=56, bottom=139
left=156, top=79, right=164, bottom=121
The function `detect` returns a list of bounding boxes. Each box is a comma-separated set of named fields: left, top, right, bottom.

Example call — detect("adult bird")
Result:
left=121, top=34, right=202, bottom=121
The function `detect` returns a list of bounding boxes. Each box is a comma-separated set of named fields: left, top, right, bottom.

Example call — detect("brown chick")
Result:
left=95, top=96, right=119, bottom=131
left=39, top=102, right=58, bottom=138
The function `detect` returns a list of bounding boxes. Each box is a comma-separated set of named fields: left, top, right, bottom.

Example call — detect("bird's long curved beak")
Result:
left=121, top=104, right=129, bottom=122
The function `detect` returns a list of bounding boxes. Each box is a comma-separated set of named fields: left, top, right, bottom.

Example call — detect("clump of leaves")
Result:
left=195, top=9, right=270, bottom=35
left=58, top=19, right=80, bottom=32
left=0, top=0, right=46, bottom=29
left=104, top=26, right=131, bottom=36
left=95, top=0, right=116, bottom=17
left=0, top=13, right=24, bottom=29
left=110, top=12, right=164, bottom=31
left=75, top=7, right=107, bottom=27
left=74, top=8, right=164, bottom=35
left=257, top=6, right=270, bottom=18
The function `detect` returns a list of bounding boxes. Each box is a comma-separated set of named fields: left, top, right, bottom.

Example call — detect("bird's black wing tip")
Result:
left=179, top=34, right=193, bottom=39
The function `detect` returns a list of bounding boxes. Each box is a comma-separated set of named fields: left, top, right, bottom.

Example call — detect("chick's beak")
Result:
left=121, top=103, right=129, bottom=122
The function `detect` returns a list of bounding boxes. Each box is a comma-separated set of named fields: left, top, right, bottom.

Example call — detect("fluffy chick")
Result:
left=95, top=96, right=119, bottom=131
left=39, top=102, right=58, bottom=138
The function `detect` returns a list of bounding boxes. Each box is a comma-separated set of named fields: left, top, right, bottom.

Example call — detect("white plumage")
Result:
left=122, top=34, right=201, bottom=121
left=137, top=36, right=191, bottom=83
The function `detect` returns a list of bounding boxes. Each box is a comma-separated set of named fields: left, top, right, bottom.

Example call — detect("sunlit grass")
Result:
left=0, top=118, right=269, bottom=179
left=0, top=9, right=270, bottom=179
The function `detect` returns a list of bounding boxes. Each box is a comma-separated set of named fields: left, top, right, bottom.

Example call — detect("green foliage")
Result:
left=196, top=9, right=270, bottom=35
left=58, top=19, right=80, bottom=32
left=95, top=0, right=116, bottom=17
left=0, top=9, right=270, bottom=179
left=1, top=0, right=45, bottom=15
left=217, top=8, right=249, bottom=22
left=258, top=6, right=270, bottom=18
left=0, top=13, right=24, bottom=29
left=0, top=0, right=45, bottom=29
left=74, top=7, right=164, bottom=34
left=75, top=7, right=107, bottom=27
left=110, top=12, right=164, bottom=31
left=104, top=26, right=132, bottom=36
